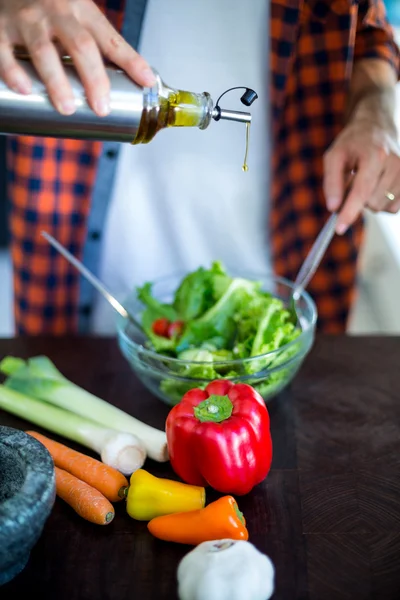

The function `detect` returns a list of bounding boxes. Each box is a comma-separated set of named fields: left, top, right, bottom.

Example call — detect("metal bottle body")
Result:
left=0, top=59, right=213, bottom=144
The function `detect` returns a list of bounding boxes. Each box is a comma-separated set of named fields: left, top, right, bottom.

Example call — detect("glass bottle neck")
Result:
left=133, top=71, right=213, bottom=145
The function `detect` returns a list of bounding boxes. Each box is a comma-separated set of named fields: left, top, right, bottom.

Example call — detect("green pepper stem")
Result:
left=233, top=501, right=245, bottom=525
left=119, top=486, right=129, bottom=500
left=193, top=394, right=233, bottom=423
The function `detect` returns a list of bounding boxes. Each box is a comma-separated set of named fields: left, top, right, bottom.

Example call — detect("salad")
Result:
left=135, top=261, right=302, bottom=404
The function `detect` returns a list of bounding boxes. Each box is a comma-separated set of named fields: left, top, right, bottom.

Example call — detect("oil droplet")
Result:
left=242, top=122, right=250, bottom=172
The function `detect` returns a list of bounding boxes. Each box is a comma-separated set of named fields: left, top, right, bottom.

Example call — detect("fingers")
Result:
left=368, top=153, right=400, bottom=213
left=0, top=29, right=31, bottom=94
left=19, top=19, right=75, bottom=115
left=83, top=6, right=155, bottom=87
left=323, top=147, right=348, bottom=212
left=336, top=155, right=383, bottom=234
left=386, top=197, right=400, bottom=214
left=54, top=15, right=111, bottom=116
left=381, top=182, right=400, bottom=214
left=0, top=0, right=155, bottom=118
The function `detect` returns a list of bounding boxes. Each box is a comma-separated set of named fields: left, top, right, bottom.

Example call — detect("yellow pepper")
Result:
left=124, top=469, right=206, bottom=521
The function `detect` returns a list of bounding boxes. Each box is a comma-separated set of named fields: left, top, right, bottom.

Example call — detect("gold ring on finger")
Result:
left=385, top=191, right=396, bottom=202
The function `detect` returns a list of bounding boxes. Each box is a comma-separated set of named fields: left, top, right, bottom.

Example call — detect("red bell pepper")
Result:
left=166, top=380, right=272, bottom=495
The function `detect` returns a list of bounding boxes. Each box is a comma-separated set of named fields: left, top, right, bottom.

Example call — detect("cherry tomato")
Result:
left=168, top=320, right=185, bottom=339
left=152, top=318, right=171, bottom=337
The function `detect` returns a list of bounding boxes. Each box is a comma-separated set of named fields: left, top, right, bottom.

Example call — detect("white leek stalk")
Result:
left=0, top=384, right=146, bottom=475
left=0, top=356, right=169, bottom=462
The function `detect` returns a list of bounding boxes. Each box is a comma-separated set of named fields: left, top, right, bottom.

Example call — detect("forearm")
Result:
left=346, top=59, right=398, bottom=135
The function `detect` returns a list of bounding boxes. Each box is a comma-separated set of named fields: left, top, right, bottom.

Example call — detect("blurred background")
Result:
left=1, top=5, right=400, bottom=337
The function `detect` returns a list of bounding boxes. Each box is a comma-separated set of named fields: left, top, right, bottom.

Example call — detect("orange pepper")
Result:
left=147, top=495, right=248, bottom=545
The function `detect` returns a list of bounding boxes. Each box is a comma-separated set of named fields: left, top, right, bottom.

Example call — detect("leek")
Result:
left=0, top=356, right=169, bottom=462
left=0, top=384, right=146, bottom=475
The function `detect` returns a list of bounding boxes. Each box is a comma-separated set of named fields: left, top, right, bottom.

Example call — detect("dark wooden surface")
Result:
left=0, top=335, right=399, bottom=600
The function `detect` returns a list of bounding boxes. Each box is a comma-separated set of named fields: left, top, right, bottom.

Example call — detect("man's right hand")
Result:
left=0, top=0, right=156, bottom=116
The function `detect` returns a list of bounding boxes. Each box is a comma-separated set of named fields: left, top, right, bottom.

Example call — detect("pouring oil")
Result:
left=134, top=80, right=257, bottom=170
left=242, top=122, right=250, bottom=172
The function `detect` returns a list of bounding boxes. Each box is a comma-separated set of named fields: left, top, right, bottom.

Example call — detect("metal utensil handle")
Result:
left=293, top=213, right=338, bottom=297
left=41, top=231, right=135, bottom=324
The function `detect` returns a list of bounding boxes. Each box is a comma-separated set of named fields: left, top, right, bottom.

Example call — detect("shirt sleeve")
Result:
left=354, top=0, right=400, bottom=78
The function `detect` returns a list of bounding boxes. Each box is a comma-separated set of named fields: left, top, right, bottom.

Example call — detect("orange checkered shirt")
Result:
left=6, top=0, right=400, bottom=335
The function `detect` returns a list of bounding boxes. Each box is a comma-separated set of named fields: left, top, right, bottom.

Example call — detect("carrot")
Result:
left=55, top=467, right=115, bottom=525
left=27, top=430, right=128, bottom=502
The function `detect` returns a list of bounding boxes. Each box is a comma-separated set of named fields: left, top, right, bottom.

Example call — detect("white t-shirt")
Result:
left=92, top=0, right=270, bottom=334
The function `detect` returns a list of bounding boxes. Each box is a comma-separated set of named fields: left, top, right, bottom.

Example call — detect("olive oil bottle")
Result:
left=0, top=51, right=258, bottom=167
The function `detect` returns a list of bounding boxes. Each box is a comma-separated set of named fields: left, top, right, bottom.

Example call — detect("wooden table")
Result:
left=0, top=336, right=399, bottom=600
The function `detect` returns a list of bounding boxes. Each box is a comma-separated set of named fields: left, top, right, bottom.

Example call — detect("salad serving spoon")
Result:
left=41, top=231, right=145, bottom=334
left=288, top=213, right=338, bottom=326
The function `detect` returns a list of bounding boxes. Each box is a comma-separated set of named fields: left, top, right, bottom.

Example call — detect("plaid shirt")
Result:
left=7, top=0, right=400, bottom=335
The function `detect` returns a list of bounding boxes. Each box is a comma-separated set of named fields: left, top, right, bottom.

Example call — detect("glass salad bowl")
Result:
left=116, top=269, right=317, bottom=407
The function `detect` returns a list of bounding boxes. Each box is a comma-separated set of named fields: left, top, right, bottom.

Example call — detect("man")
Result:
left=1, top=0, right=399, bottom=335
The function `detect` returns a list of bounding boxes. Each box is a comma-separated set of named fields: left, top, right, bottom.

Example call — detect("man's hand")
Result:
left=323, top=59, right=400, bottom=234
left=0, top=0, right=156, bottom=117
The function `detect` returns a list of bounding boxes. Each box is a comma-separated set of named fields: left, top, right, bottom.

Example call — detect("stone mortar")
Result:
left=0, top=426, right=55, bottom=585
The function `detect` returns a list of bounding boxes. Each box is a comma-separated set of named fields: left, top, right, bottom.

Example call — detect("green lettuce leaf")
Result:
left=136, top=282, right=178, bottom=333
left=172, top=261, right=232, bottom=321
